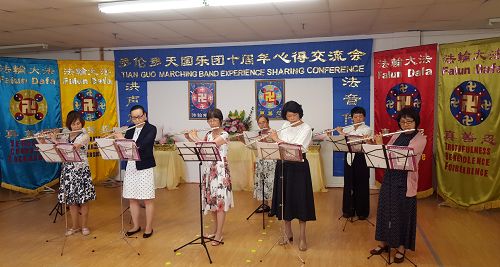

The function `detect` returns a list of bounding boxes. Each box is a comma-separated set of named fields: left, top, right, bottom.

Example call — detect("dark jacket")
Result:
left=124, top=121, right=157, bottom=170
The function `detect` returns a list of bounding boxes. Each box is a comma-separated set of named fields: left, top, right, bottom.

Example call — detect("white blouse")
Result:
left=343, top=124, right=371, bottom=136
left=277, top=121, right=313, bottom=153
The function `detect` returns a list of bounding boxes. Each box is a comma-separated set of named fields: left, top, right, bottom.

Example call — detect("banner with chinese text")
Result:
left=117, top=81, right=148, bottom=126
left=332, top=76, right=371, bottom=176
left=0, top=57, right=61, bottom=193
left=437, top=38, right=499, bottom=210
left=374, top=44, right=437, bottom=197
left=114, top=39, right=372, bottom=81
left=58, top=60, right=118, bottom=182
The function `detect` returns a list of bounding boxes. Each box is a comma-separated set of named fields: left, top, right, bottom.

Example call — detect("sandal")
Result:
left=204, top=233, right=216, bottom=239
left=394, top=250, right=405, bottom=263
left=65, top=228, right=80, bottom=236
left=82, top=228, right=90, bottom=236
left=211, top=236, right=224, bottom=246
left=370, top=245, right=389, bottom=255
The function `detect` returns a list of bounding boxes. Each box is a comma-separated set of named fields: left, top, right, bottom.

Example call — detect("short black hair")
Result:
left=130, top=105, right=147, bottom=116
left=207, top=108, right=223, bottom=122
left=66, top=110, right=85, bottom=130
left=281, top=101, right=303, bottom=120
left=396, top=107, right=420, bottom=129
left=257, top=114, right=269, bottom=123
left=350, top=106, right=366, bottom=117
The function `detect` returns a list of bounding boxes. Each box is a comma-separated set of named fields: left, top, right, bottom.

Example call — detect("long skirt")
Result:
left=375, top=169, right=417, bottom=250
left=270, top=154, right=316, bottom=221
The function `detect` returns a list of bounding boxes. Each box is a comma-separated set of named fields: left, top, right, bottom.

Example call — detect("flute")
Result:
left=20, top=128, right=83, bottom=141
left=101, top=122, right=146, bottom=138
left=346, top=129, right=418, bottom=144
left=312, top=122, right=365, bottom=137
left=228, top=128, right=270, bottom=139
left=245, top=121, right=302, bottom=147
left=170, top=127, right=220, bottom=136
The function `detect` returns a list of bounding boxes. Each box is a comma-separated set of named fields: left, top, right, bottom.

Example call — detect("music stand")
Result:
left=94, top=138, right=141, bottom=255
left=363, top=143, right=417, bottom=267
left=324, top=135, right=375, bottom=230
left=37, top=143, right=81, bottom=256
left=259, top=142, right=305, bottom=264
left=245, top=133, right=272, bottom=228
left=174, top=141, right=222, bottom=264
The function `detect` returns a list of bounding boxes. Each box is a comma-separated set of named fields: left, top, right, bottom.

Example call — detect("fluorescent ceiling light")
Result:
left=98, top=0, right=204, bottom=14
left=0, top=44, right=48, bottom=50
left=206, top=0, right=311, bottom=6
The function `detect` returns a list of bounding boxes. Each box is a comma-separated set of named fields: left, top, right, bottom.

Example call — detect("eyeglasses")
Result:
left=400, top=119, right=415, bottom=125
left=207, top=118, right=219, bottom=123
left=131, top=114, right=144, bottom=120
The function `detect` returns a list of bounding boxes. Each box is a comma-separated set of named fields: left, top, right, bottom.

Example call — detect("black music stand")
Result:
left=174, top=141, right=222, bottom=264
left=259, top=142, right=305, bottom=264
left=244, top=132, right=271, bottom=229
left=37, top=142, right=81, bottom=256
left=93, top=138, right=141, bottom=255
left=363, top=143, right=417, bottom=267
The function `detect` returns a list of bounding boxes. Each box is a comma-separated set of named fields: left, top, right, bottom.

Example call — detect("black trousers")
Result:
left=342, top=152, right=370, bottom=218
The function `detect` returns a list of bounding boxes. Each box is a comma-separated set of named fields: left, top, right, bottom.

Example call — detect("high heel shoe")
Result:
left=125, top=227, right=141, bottom=237
left=278, top=235, right=293, bottom=245
left=65, top=228, right=80, bottom=236
left=211, top=236, right=224, bottom=246
left=143, top=229, right=154, bottom=238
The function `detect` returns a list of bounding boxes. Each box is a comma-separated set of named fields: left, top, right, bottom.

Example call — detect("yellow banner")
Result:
left=437, top=37, right=500, bottom=210
left=58, top=60, right=118, bottom=182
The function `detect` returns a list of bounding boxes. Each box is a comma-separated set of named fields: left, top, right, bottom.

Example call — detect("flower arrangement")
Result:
left=222, top=107, right=254, bottom=135
left=159, top=133, right=175, bottom=145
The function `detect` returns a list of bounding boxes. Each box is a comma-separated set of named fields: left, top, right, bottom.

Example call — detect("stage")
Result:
left=0, top=184, right=498, bottom=266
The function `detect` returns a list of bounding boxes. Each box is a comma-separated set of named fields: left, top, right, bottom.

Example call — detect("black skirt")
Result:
left=270, top=154, right=316, bottom=221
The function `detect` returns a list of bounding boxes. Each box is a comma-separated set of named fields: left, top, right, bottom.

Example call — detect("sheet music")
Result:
left=278, top=142, right=304, bottom=162
left=196, top=141, right=221, bottom=162
left=327, top=135, right=349, bottom=152
left=346, top=134, right=364, bottom=153
left=242, top=131, right=260, bottom=150
left=56, top=143, right=82, bottom=162
left=362, top=144, right=387, bottom=169
left=35, top=144, right=63, bottom=163
left=386, top=145, right=416, bottom=171
left=115, top=139, right=140, bottom=161
left=95, top=138, right=120, bottom=160
left=256, top=142, right=281, bottom=160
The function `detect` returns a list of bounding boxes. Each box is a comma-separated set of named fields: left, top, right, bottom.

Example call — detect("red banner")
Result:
left=374, top=44, right=437, bottom=197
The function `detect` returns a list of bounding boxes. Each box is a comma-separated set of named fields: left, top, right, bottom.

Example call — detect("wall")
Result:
left=6, top=29, right=500, bottom=186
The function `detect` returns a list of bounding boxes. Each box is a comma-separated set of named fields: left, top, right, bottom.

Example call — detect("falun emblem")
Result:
left=385, top=83, right=422, bottom=120
left=73, top=88, right=106, bottom=121
left=9, top=89, right=48, bottom=125
left=258, top=84, right=283, bottom=109
left=449, top=80, right=492, bottom=126
left=191, top=86, right=214, bottom=110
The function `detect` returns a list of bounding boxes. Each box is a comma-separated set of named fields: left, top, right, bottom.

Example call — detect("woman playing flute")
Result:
left=269, top=101, right=316, bottom=251
left=335, top=106, right=372, bottom=220
left=369, top=107, right=427, bottom=263
left=115, top=105, right=157, bottom=238
left=38, top=111, right=95, bottom=236
left=252, top=115, right=275, bottom=215
left=185, top=108, right=233, bottom=246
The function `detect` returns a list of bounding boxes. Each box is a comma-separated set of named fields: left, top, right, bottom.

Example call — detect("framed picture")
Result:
left=188, top=81, right=216, bottom=120
left=255, top=80, right=285, bottom=120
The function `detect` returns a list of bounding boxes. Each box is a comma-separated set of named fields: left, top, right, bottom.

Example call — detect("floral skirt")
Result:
left=202, top=160, right=234, bottom=213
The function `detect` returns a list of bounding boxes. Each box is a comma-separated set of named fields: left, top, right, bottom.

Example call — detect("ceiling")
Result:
left=0, top=0, right=499, bottom=53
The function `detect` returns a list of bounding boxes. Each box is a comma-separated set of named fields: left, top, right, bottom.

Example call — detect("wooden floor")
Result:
left=0, top=184, right=499, bottom=267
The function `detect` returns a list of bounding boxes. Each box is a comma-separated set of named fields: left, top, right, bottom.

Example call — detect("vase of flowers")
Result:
left=154, top=133, right=176, bottom=151
left=222, top=108, right=253, bottom=141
